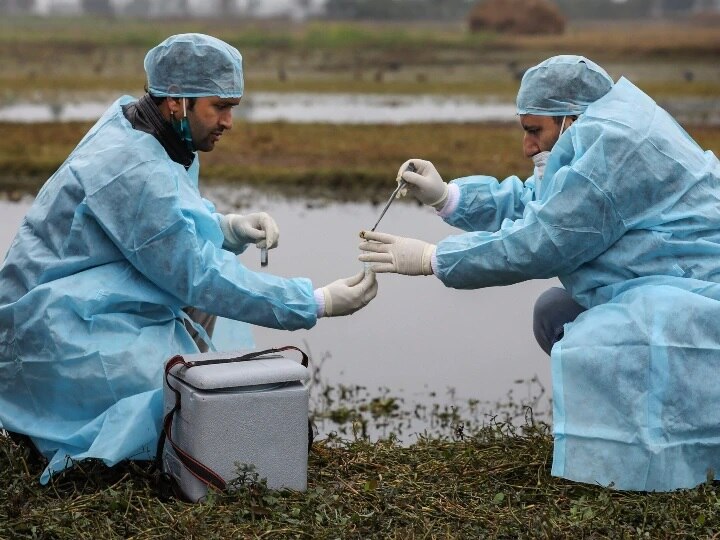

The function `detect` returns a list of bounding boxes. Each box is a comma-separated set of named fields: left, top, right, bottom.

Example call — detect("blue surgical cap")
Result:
left=144, top=33, right=244, bottom=98
left=516, top=55, right=613, bottom=116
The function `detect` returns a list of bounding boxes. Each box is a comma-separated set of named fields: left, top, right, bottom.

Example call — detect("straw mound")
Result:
left=468, top=0, right=566, bottom=35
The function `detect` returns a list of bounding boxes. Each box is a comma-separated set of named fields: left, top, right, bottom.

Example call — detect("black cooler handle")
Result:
left=155, top=346, right=310, bottom=496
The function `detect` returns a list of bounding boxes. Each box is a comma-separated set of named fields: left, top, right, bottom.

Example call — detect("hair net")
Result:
left=144, top=33, right=244, bottom=98
left=516, top=55, right=613, bottom=116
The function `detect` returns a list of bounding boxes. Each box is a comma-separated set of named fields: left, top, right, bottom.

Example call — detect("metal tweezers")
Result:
left=370, top=162, right=417, bottom=232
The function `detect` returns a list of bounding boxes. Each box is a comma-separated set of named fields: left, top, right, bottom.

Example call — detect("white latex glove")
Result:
left=220, top=212, right=279, bottom=253
left=396, top=158, right=449, bottom=210
left=316, top=271, right=378, bottom=317
left=358, top=230, right=435, bottom=276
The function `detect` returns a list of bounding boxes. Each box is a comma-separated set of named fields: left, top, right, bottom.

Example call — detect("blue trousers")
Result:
left=533, top=287, right=586, bottom=356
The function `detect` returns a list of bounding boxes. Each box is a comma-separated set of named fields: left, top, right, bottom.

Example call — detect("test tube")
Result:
left=360, top=230, right=370, bottom=274
left=260, top=247, right=268, bottom=267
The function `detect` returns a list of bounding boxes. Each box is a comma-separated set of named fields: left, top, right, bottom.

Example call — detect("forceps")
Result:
left=370, top=162, right=417, bottom=232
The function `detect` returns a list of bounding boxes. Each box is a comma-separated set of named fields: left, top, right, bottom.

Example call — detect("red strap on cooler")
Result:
left=156, top=346, right=309, bottom=494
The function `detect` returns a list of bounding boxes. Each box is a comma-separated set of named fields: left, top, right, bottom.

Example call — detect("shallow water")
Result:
left=235, top=93, right=518, bottom=124
left=0, top=189, right=558, bottom=436
left=0, top=93, right=516, bottom=124
left=1, top=92, right=718, bottom=126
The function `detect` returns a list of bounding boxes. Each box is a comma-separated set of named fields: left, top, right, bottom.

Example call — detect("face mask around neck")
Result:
left=172, top=98, right=195, bottom=152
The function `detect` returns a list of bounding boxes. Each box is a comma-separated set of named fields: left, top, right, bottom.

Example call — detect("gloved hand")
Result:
left=316, top=270, right=378, bottom=317
left=396, top=158, right=449, bottom=210
left=220, top=212, right=279, bottom=253
left=358, top=230, right=436, bottom=276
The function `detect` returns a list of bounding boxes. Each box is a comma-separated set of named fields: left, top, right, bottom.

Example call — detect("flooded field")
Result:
left=0, top=94, right=517, bottom=124
left=1, top=92, right=718, bottom=126
left=0, top=189, right=557, bottom=438
left=2, top=16, right=718, bottom=438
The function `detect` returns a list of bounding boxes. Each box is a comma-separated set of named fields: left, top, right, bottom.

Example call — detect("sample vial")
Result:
left=260, top=247, right=268, bottom=267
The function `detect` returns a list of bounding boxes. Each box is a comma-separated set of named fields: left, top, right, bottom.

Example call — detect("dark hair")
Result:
left=553, top=115, right=578, bottom=125
left=143, top=82, right=196, bottom=110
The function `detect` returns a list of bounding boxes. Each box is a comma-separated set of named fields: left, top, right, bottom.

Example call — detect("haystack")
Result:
left=468, top=0, right=566, bottom=35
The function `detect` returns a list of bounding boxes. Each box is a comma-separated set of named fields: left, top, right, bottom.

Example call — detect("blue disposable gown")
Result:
left=435, top=77, right=720, bottom=491
left=0, top=97, right=317, bottom=483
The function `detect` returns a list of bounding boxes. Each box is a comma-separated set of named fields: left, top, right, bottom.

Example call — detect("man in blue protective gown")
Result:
left=0, top=33, right=377, bottom=484
left=359, top=55, right=720, bottom=491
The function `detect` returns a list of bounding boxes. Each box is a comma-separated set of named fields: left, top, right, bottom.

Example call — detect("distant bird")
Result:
left=683, top=70, right=695, bottom=82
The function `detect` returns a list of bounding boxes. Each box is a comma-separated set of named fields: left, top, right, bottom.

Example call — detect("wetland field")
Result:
left=1, top=17, right=720, bottom=196
left=2, top=16, right=720, bottom=538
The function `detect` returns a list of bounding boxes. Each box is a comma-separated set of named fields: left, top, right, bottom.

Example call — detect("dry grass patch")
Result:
left=3, top=120, right=720, bottom=200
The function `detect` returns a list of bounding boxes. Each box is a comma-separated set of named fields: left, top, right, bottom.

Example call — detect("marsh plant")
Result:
left=2, top=363, right=719, bottom=538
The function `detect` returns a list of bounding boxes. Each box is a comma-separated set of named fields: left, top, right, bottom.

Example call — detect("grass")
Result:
left=0, top=121, right=530, bottom=196
left=1, top=17, right=718, bottom=55
left=0, top=365, right=717, bottom=538
left=2, top=120, right=720, bottom=199
left=1, top=18, right=720, bottom=98
left=3, top=402, right=720, bottom=538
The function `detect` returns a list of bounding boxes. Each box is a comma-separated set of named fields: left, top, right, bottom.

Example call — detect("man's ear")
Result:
left=166, top=97, right=181, bottom=116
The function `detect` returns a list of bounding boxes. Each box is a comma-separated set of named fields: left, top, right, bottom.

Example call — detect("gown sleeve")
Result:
left=442, top=174, right=536, bottom=233
left=435, top=155, right=626, bottom=290
left=85, top=160, right=317, bottom=331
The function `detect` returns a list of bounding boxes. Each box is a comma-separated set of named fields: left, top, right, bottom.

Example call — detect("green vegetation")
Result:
left=1, top=364, right=717, bottom=537
left=1, top=18, right=719, bottom=98
left=1, top=16, right=717, bottom=55
left=3, top=405, right=720, bottom=538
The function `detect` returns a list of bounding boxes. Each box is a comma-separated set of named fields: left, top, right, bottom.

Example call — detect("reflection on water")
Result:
left=0, top=102, right=110, bottom=123
left=0, top=93, right=517, bottom=124
left=1, top=93, right=718, bottom=126
left=236, top=93, right=517, bottom=124
left=0, top=189, right=558, bottom=438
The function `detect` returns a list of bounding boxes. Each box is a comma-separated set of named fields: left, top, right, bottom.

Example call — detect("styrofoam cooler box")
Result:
left=162, top=350, right=311, bottom=502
